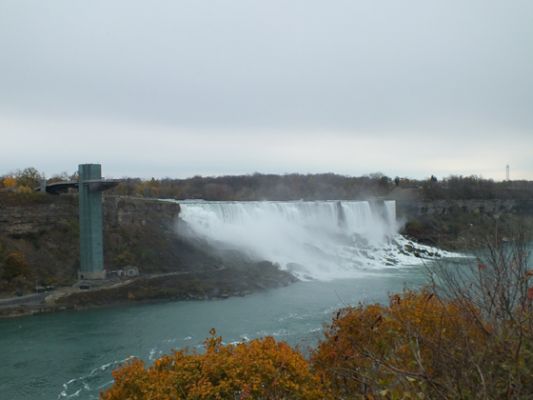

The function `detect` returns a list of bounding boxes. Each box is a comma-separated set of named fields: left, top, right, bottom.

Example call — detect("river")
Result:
left=0, top=266, right=431, bottom=400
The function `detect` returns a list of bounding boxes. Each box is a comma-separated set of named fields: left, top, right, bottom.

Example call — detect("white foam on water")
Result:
left=178, top=200, right=452, bottom=280
left=57, top=356, right=136, bottom=400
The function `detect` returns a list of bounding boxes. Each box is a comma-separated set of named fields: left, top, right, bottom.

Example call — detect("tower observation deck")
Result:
left=78, top=164, right=108, bottom=280
left=37, top=164, right=119, bottom=280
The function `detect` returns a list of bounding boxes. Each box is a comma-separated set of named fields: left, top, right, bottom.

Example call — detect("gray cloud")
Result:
left=0, top=0, right=532, bottom=179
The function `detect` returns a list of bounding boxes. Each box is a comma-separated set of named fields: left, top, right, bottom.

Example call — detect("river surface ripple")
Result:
left=0, top=267, right=429, bottom=400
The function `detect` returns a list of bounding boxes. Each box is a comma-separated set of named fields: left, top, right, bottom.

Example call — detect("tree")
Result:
left=312, top=228, right=533, bottom=399
left=14, top=167, right=43, bottom=189
left=394, top=176, right=400, bottom=187
left=101, top=330, right=330, bottom=400
left=2, top=251, right=32, bottom=286
left=2, top=176, right=17, bottom=189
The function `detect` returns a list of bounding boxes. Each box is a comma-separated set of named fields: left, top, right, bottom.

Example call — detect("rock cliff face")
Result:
left=396, top=199, right=533, bottom=218
left=0, top=194, right=184, bottom=289
left=397, top=199, right=533, bottom=249
left=0, top=196, right=182, bottom=238
left=106, top=197, right=180, bottom=228
left=0, top=193, right=295, bottom=311
left=0, top=194, right=77, bottom=236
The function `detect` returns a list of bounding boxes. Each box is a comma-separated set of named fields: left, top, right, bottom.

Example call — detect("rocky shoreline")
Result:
left=0, top=262, right=297, bottom=318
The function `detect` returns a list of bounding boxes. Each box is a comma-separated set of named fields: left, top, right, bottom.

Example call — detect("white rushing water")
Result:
left=177, top=200, right=447, bottom=280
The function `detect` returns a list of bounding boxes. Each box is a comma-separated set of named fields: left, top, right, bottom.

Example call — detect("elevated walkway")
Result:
left=36, top=179, right=120, bottom=195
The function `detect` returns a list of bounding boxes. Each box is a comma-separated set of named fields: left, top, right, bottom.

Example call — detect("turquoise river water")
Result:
left=0, top=266, right=430, bottom=400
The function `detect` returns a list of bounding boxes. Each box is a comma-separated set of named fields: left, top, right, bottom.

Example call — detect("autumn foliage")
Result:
left=102, top=286, right=533, bottom=399
left=312, top=291, right=491, bottom=399
left=101, top=329, right=329, bottom=400
left=2, top=176, right=17, bottom=188
left=0, top=250, right=33, bottom=293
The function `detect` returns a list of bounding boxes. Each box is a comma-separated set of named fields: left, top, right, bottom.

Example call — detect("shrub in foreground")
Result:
left=100, top=329, right=329, bottom=400
left=311, top=229, right=532, bottom=399
left=312, top=290, right=491, bottom=399
left=312, top=289, right=532, bottom=399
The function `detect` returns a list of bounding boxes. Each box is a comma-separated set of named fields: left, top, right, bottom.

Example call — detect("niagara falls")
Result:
left=2, top=0, right=533, bottom=398
left=178, top=200, right=446, bottom=281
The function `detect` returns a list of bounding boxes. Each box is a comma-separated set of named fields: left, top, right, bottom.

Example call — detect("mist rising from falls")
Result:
left=177, top=200, right=432, bottom=280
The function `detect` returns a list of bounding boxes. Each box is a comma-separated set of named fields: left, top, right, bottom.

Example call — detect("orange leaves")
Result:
left=103, top=359, right=150, bottom=400
left=100, top=330, right=330, bottom=400
left=311, top=290, right=490, bottom=398
left=2, top=176, right=16, bottom=188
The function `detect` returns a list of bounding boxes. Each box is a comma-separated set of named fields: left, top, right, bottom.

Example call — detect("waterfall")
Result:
left=177, top=200, right=435, bottom=280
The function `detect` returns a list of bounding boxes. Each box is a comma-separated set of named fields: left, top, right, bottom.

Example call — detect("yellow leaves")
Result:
left=101, top=333, right=330, bottom=400
left=2, top=176, right=16, bottom=188
left=17, top=185, right=34, bottom=194
left=311, top=290, right=490, bottom=398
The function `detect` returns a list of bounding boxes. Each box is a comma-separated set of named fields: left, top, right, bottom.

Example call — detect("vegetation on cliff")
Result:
left=0, top=248, right=33, bottom=294
left=1, top=167, right=45, bottom=193
left=3, top=167, right=533, bottom=202
left=108, top=173, right=533, bottom=202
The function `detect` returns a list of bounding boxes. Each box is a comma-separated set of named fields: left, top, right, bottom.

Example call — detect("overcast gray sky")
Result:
left=1, top=0, right=532, bottom=180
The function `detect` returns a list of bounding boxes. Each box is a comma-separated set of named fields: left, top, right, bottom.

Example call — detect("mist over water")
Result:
left=178, top=200, right=440, bottom=280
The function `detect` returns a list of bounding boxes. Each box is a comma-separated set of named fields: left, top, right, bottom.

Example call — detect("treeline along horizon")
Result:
left=2, top=168, right=533, bottom=201
left=97, top=173, right=533, bottom=201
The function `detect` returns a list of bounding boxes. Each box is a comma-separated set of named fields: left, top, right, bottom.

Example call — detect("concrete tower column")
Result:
left=78, top=164, right=106, bottom=280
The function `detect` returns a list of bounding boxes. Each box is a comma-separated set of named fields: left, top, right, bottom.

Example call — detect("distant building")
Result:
left=107, top=266, right=140, bottom=279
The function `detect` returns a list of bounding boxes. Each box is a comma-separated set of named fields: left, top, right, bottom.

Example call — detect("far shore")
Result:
left=0, top=264, right=297, bottom=319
